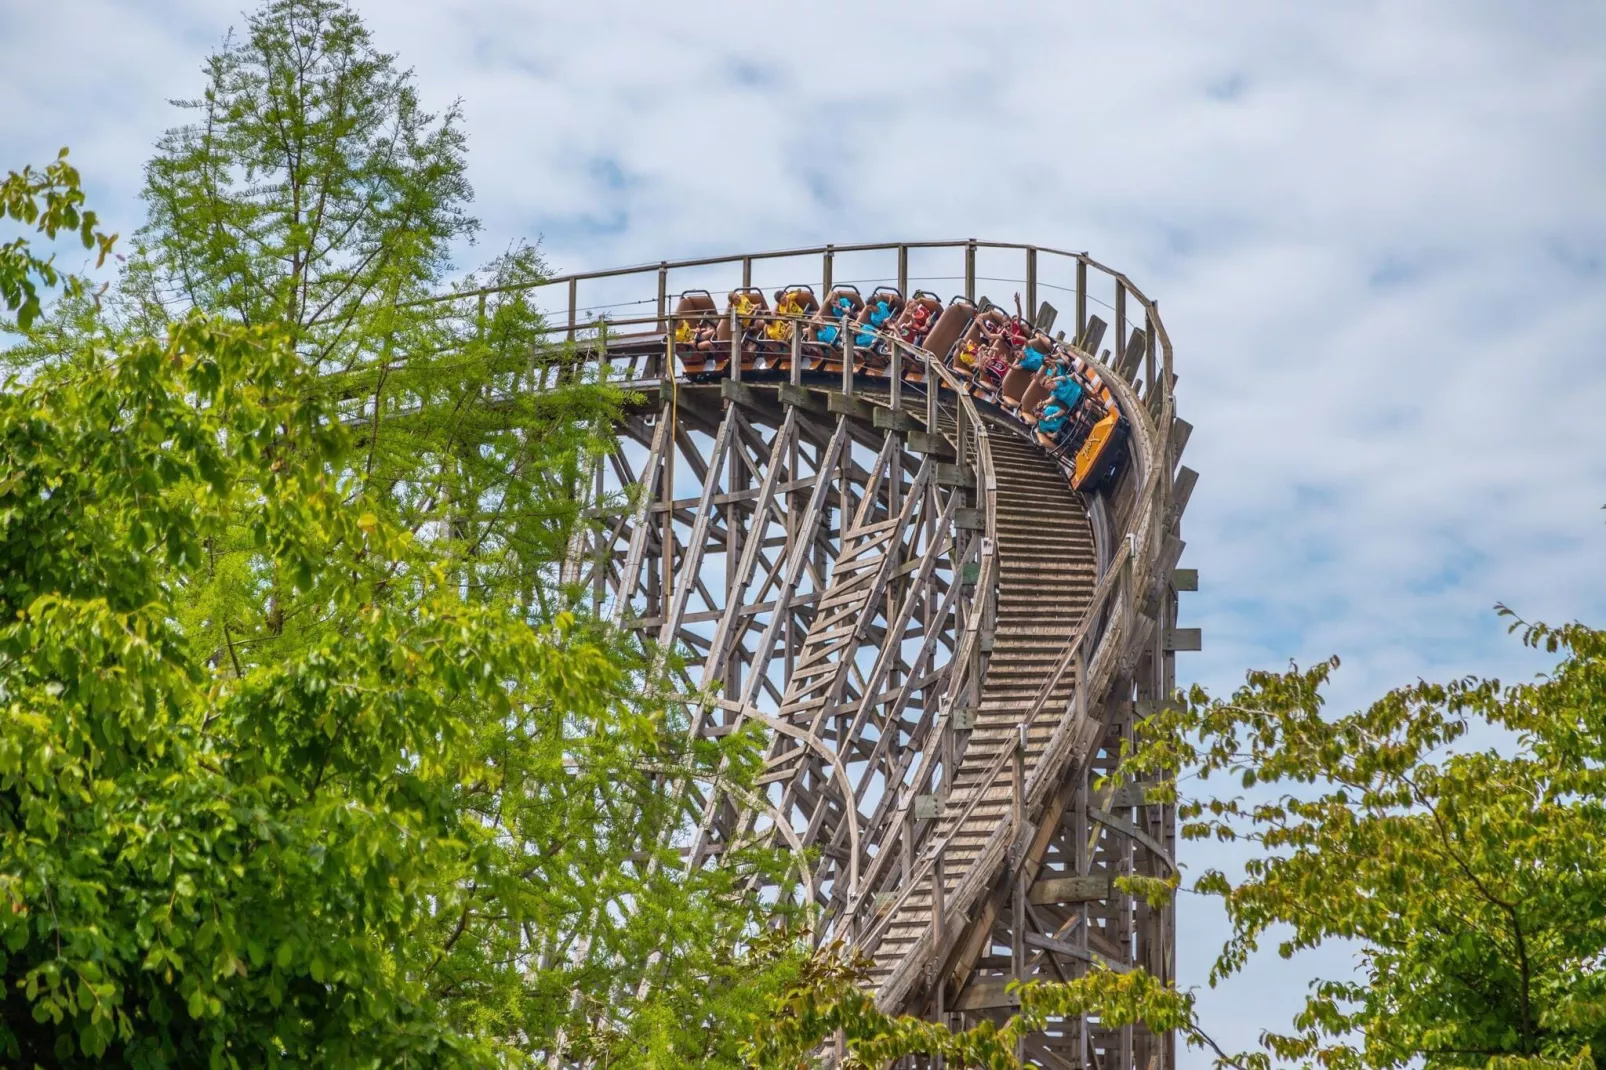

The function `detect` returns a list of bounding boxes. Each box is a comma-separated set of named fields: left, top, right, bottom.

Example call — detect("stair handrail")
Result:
left=868, top=329, right=1174, bottom=1011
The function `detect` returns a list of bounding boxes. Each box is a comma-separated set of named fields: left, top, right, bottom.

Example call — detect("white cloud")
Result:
left=4, top=0, right=1604, bottom=1060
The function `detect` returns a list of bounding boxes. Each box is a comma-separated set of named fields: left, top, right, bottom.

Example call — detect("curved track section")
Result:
left=507, top=242, right=1194, bottom=1069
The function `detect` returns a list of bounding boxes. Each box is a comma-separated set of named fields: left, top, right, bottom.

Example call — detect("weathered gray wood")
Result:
left=1028, top=872, right=1113, bottom=905
left=523, top=251, right=1189, bottom=1070
left=1165, top=627, right=1201, bottom=652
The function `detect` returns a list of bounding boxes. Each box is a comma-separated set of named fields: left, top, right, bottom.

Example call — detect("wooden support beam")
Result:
left=827, top=392, right=874, bottom=421
left=873, top=407, right=921, bottom=433
left=778, top=383, right=826, bottom=412
left=1164, top=628, right=1201, bottom=653
left=955, top=978, right=1021, bottom=1013
left=1028, top=873, right=1113, bottom=905
left=720, top=380, right=761, bottom=408
left=908, top=430, right=955, bottom=458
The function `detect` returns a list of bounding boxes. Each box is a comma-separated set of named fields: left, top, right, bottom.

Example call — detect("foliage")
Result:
left=0, top=151, right=115, bottom=331
left=744, top=943, right=1222, bottom=1070
left=753, top=618, right=1606, bottom=1070
left=127, top=0, right=472, bottom=359
left=1106, top=615, right=1606, bottom=1070
left=0, top=255, right=795, bottom=1068
left=102, top=0, right=622, bottom=616
left=0, top=112, right=795, bottom=1070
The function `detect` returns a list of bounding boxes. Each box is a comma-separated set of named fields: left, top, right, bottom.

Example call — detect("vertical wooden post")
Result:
left=567, top=277, right=577, bottom=344
left=902, top=800, right=914, bottom=884
left=742, top=255, right=752, bottom=289
left=790, top=321, right=803, bottom=385
left=964, top=240, right=976, bottom=302
left=1075, top=258, right=1088, bottom=344
left=660, top=418, right=674, bottom=635
left=823, top=245, right=834, bottom=294
left=1025, top=247, right=1037, bottom=327
left=1115, top=282, right=1127, bottom=369
left=656, top=264, right=668, bottom=378
left=591, top=457, right=606, bottom=615
left=898, top=243, right=909, bottom=296
left=842, top=319, right=855, bottom=396
left=890, top=339, right=902, bottom=411
left=730, top=307, right=742, bottom=383
left=1146, top=302, right=1159, bottom=399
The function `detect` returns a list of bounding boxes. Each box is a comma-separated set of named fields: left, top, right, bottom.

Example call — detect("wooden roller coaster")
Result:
left=502, top=241, right=1197, bottom=1069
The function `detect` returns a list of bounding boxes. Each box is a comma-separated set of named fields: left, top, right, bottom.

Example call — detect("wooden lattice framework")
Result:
left=500, top=242, right=1197, bottom=1068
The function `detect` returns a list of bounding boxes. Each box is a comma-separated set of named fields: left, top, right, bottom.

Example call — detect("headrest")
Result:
left=674, top=291, right=717, bottom=314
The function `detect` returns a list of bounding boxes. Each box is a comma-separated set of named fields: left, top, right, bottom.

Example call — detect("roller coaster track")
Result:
left=460, top=241, right=1196, bottom=1068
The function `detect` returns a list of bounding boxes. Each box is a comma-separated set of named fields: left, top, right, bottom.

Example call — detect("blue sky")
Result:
left=5, top=0, right=1605, bottom=1060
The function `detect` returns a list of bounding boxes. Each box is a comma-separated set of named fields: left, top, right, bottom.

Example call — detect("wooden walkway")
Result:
left=866, top=429, right=1096, bottom=989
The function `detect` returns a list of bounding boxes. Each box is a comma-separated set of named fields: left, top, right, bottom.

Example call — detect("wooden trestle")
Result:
left=519, top=240, right=1191, bottom=1069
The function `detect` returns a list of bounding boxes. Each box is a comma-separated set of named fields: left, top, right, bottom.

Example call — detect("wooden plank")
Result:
left=873, top=407, right=921, bottom=432
left=777, top=383, right=825, bottom=412
left=1025, top=931, right=1130, bottom=973
left=1171, top=416, right=1193, bottom=465
left=1028, top=872, right=1112, bottom=905
left=720, top=380, right=761, bottom=408
left=1173, top=464, right=1199, bottom=518
left=654, top=409, right=738, bottom=652
left=826, top=392, right=874, bottom=421
left=1165, top=627, right=1202, bottom=652
left=954, top=977, right=1020, bottom=1012
left=608, top=410, right=671, bottom=626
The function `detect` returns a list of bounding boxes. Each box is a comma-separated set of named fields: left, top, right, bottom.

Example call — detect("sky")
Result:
left=5, top=0, right=1606, bottom=1061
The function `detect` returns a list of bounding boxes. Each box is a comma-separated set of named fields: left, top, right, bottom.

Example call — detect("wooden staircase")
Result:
left=865, top=427, right=1097, bottom=990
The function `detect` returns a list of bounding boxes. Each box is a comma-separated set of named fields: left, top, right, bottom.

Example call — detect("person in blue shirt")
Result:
left=1048, top=365, right=1084, bottom=410
left=816, top=295, right=857, bottom=346
left=1016, top=341, right=1048, bottom=374
left=1035, top=398, right=1071, bottom=447
left=855, top=297, right=895, bottom=348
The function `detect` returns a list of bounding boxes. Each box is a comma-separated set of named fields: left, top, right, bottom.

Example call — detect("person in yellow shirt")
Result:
left=766, top=288, right=808, bottom=342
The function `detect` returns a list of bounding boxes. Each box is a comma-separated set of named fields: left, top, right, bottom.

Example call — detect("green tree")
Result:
left=750, top=620, right=1606, bottom=1070
left=112, top=0, right=613, bottom=604
left=0, top=160, right=803, bottom=1066
left=0, top=151, right=114, bottom=331
left=1115, top=615, right=1606, bottom=1070
left=129, top=0, right=472, bottom=360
